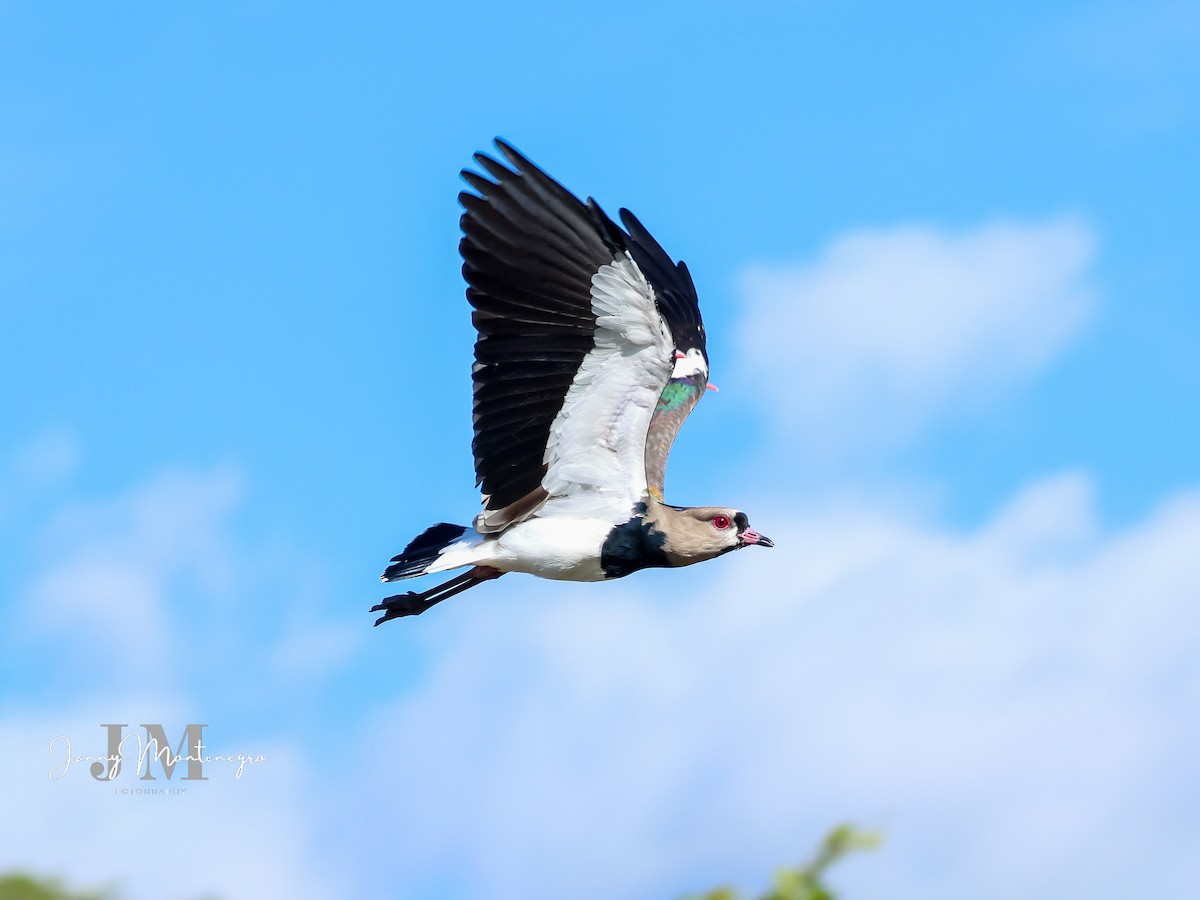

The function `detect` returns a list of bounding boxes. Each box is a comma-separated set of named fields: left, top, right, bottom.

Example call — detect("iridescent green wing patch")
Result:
left=644, top=373, right=707, bottom=502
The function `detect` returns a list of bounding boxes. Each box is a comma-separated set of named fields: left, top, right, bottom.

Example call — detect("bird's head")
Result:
left=653, top=505, right=773, bottom=566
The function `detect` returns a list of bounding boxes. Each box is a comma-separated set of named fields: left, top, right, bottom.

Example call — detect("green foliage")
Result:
left=3, top=825, right=879, bottom=900
left=686, top=823, right=882, bottom=900
left=0, top=875, right=220, bottom=900
left=0, top=873, right=115, bottom=900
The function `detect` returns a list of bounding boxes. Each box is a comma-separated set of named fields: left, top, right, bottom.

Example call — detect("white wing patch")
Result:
left=541, top=253, right=673, bottom=523
left=672, top=347, right=708, bottom=380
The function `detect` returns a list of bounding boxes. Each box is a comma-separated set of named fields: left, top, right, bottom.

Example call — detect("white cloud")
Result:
left=0, top=702, right=332, bottom=900
left=11, top=459, right=363, bottom=691
left=0, top=457, right=355, bottom=899
left=20, top=466, right=245, bottom=683
left=343, top=473, right=1200, bottom=900
left=736, top=217, right=1098, bottom=453
left=270, top=622, right=362, bottom=680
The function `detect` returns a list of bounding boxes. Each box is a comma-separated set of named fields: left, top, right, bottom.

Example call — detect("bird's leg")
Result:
left=370, top=566, right=504, bottom=625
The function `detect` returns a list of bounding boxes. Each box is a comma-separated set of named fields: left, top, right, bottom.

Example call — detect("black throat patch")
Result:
left=599, top=507, right=669, bottom=579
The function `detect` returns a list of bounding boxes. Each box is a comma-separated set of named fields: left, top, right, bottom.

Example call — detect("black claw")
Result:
left=370, top=592, right=435, bottom=625
left=372, top=570, right=499, bottom=627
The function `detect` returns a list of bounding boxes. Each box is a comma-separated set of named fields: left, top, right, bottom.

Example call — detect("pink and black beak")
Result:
left=739, top=528, right=773, bottom=548
left=733, top=512, right=773, bottom=548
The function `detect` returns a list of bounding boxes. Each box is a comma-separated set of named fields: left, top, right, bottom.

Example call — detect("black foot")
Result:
left=370, top=592, right=437, bottom=625
left=371, top=568, right=505, bottom=626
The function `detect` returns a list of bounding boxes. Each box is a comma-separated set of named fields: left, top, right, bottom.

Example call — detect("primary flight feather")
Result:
left=372, top=140, right=771, bottom=623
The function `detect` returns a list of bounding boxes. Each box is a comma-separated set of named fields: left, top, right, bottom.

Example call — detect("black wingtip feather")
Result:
left=618, top=207, right=707, bottom=358
left=492, top=137, right=524, bottom=166
left=460, top=169, right=497, bottom=197
left=586, top=198, right=626, bottom=256
left=473, top=152, right=515, bottom=184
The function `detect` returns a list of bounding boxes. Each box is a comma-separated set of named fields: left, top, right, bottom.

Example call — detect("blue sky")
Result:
left=2, top=2, right=1198, bottom=898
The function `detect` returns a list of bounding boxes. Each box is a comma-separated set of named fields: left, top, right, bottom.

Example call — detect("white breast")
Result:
left=485, top=517, right=614, bottom=582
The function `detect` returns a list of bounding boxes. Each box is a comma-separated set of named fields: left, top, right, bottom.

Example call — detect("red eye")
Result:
left=712, top=515, right=732, bottom=530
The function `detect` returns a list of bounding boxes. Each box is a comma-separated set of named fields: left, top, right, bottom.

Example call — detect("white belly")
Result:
left=485, top=517, right=613, bottom=582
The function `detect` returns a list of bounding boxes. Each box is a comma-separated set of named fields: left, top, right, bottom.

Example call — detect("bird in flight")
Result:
left=372, top=140, right=771, bottom=623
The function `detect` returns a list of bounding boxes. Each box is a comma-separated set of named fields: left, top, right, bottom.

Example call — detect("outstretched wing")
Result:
left=620, top=209, right=710, bottom=502
left=460, top=140, right=703, bottom=531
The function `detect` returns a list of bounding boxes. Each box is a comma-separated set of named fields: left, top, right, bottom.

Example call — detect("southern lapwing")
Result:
left=372, top=140, right=771, bottom=624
